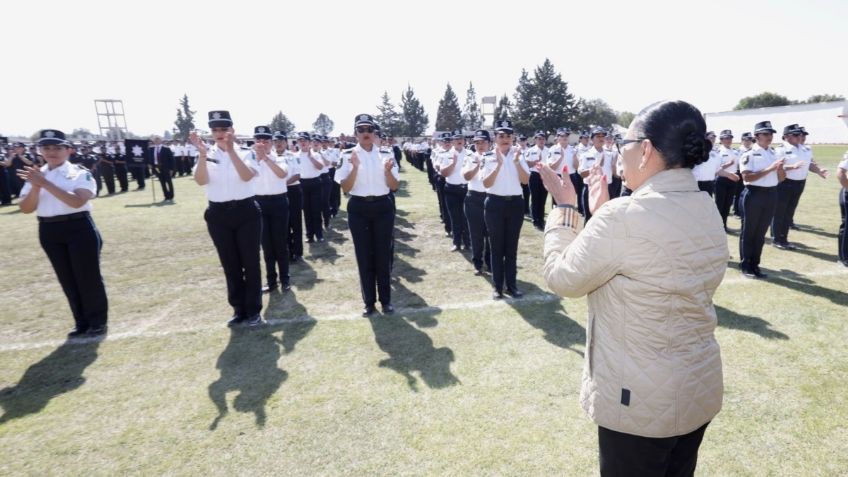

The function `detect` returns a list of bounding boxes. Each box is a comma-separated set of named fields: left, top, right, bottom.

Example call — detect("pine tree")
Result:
left=462, top=82, right=483, bottom=130
left=400, top=85, right=429, bottom=137
left=494, top=94, right=513, bottom=122
left=375, top=91, right=402, bottom=137
left=512, top=59, right=580, bottom=134
left=173, top=94, right=195, bottom=140
left=270, top=111, right=296, bottom=135
left=312, top=113, right=335, bottom=135
left=435, top=83, right=464, bottom=132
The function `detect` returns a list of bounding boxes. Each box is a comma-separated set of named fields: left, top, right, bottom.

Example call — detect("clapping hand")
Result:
left=539, top=163, right=577, bottom=206
left=587, top=164, right=609, bottom=214
left=16, top=165, right=47, bottom=187
left=189, top=131, right=207, bottom=156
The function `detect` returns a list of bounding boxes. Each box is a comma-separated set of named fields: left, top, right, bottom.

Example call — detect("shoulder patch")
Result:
left=742, top=156, right=750, bottom=165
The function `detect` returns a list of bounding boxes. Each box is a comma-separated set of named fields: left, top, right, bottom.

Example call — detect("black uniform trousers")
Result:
left=205, top=198, right=262, bottom=319
left=115, top=163, right=129, bottom=192
left=839, top=188, right=848, bottom=264
left=571, top=172, right=586, bottom=215
left=598, top=422, right=709, bottom=477
left=444, top=183, right=470, bottom=247
left=771, top=178, right=805, bottom=244
left=256, top=193, right=290, bottom=288
left=697, top=180, right=715, bottom=197
left=522, top=183, right=531, bottom=214
left=300, top=177, right=323, bottom=241
left=39, top=213, right=108, bottom=332
left=287, top=184, right=304, bottom=258
left=529, top=171, right=548, bottom=228
left=732, top=172, right=744, bottom=217
left=130, top=165, right=146, bottom=189
left=739, top=185, right=777, bottom=270
left=464, top=190, right=490, bottom=272
left=329, top=167, right=341, bottom=216
left=435, top=176, right=451, bottom=234
left=581, top=186, right=593, bottom=223
left=156, top=168, right=174, bottom=200
left=714, top=176, right=737, bottom=228
left=0, top=168, right=12, bottom=204
left=100, top=162, right=116, bottom=195
left=425, top=157, right=436, bottom=189
left=320, top=172, right=332, bottom=227
left=347, top=195, right=395, bottom=307
left=484, top=194, right=524, bottom=293
left=609, top=176, right=623, bottom=200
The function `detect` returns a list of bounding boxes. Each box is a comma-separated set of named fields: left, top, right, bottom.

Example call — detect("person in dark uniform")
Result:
left=191, top=111, right=263, bottom=327
left=295, top=132, right=326, bottom=243
left=7, top=142, right=36, bottom=198
left=113, top=142, right=129, bottom=192
left=738, top=121, right=785, bottom=278
left=463, top=129, right=492, bottom=275
left=837, top=152, right=848, bottom=267
left=147, top=136, right=175, bottom=201
left=274, top=132, right=303, bottom=262
left=0, top=146, right=12, bottom=205
left=252, top=126, right=290, bottom=293
left=97, top=142, right=116, bottom=195
left=336, top=114, right=400, bottom=317
left=16, top=129, right=108, bottom=337
left=78, top=144, right=101, bottom=196
left=483, top=119, right=530, bottom=299
left=439, top=130, right=471, bottom=251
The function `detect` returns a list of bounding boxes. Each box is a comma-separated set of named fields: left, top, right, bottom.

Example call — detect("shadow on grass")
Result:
left=266, top=290, right=316, bottom=355
left=793, top=224, right=839, bottom=240
left=0, top=340, right=100, bottom=424
left=290, top=257, right=324, bottom=291
left=208, top=327, right=287, bottom=431
left=780, top=242, right=840, bottom=263
left=766, top=269, right=848, bottom=308
left=508, top=280, right=586, bottom=357
left=715, top=305, right=789, bottom=340
left=124, top=200, right=176, bottom=208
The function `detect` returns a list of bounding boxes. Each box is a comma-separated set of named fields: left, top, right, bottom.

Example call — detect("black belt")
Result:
left=445, top=183, right=468, bottom=189
left=300, top=177, right=321, bottom=183
left=784, top=178, right=807, bottom=183
left=350, top=194, right=389, bottom=202
left=486, top=194, right=523, bottom=200
left=255, top=192, right=288, bottom=199
left=38, top=211, right=90, bottom=223
left=208, top=197, right=254, bottom=208
left=745, top=185, right=776, bottom=191
left=467, top=190, right=487, bottom=198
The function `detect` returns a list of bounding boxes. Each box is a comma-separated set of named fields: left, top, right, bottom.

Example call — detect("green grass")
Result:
left=1, top=146, right=846, bottom=476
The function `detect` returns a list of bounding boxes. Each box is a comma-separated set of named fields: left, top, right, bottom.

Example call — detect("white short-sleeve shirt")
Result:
left=482, top=148, right=529, bottom=196
left=579, top=147, right=615, bottom=184
left=776, top=143, right=812, bottom=181
left=692, top=149, right=722, bottom=182
left=253, top=151, right=288, bottom=195
left=20, top=161, right=96, bottom=217
left=462, top=151, right=489, bottom=192
left=547, top=143, right=575, bottom=175
left=335, top=144, right=399, bottom=197
left=718, top=145, right=738, bottom=174
left=439, top=148, right=470, bottom=185
left=297, top=150, right=324, bottom=179
left=740, top=144, right=779, bottom=187
left=194, top=145, right=259, bottom=202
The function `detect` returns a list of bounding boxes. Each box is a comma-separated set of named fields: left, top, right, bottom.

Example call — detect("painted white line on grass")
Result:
left=0, top=294, right=561, bottom=352
left=721, top=266, right=848, bottom=285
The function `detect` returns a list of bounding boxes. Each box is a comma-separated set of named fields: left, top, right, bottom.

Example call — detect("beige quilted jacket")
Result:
left=543, top=168, right=727, bottom=438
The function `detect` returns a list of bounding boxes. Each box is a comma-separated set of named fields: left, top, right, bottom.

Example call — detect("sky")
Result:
left=2, top=0, right=845, bottom=138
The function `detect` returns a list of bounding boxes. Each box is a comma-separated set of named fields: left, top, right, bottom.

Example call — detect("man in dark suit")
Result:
left=147, top=136, right=175, bottom=201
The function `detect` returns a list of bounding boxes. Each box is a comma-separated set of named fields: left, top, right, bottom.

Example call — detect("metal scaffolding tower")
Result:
left=94, top=99, right=129, bottom=140
left=481, top=96, right=497, bottom=127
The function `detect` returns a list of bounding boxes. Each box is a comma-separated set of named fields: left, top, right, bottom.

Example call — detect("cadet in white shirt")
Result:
left=191, top=111, right=263, bottom=327
left=336, top=114, right=400, bottom=316
left=738, top=121, right=785, bottom=278
left=837, top=151, right=848, bottom=266
left=734, top=132, right=754, bottom=217
left=17, top=129, right=109, bottom=337
left=295, top=132, right=326, bottom=243
left=440, top=130, right=471, bottom=251
left=526, top=131, right=550, bottom=230
left=326, top=137, right=342, bottom=218
left=483, top=119, right=530, bottom=299
left=462, top=129, right=492, bottom=275
left=252, top=126, right=290, bottom=293
left=579, top=128, right=616, bottom=223
left=548, top=128, right=576, bottom=204
left=432, top=132, right=453, bottom=237
left=274, top=132, right=304, bottom=261
left=714, top=130, right=741, bottom=229
left=692, top=131, right=721, bottom=196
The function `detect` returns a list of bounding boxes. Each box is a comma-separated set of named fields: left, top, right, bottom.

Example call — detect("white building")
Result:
left=706, top=101, right=848, bottom=144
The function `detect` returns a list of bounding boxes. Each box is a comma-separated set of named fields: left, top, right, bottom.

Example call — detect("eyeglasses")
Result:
left=615, top=137, right=646, bottom=155
left=356, top=126, right=375, bottom=134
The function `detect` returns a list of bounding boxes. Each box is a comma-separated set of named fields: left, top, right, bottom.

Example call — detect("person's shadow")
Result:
left=714, top=305, right=789, bottom=340
left=508, top=280, right=586, bottom=356
left=266, top=289, right=316, bottom=354
left=208, top=328, right=287, bottom=430
left=0, top=340, right=100, bottom=424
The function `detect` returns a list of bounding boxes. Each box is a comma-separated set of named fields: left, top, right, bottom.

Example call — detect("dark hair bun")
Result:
left=682, top=131, right=709, bottom=168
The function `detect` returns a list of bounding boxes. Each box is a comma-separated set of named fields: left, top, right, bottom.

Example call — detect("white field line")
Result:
left=2, top=267, right=845, bottom=353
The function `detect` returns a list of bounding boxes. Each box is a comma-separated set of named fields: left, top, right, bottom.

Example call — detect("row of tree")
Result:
left=733, top=92, right=845, bottom=111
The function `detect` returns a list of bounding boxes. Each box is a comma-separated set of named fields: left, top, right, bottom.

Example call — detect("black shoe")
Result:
left=789, top=224, right=800, bottom=231
left=382, top=304, right=395, bottom=314
left=86, top=325, right=108, bottom=337
left=362, top=306, right=377, bottom=317
left=282, top=282, right=291, bottom=291
left=753, top=267, right=768, bottom=279
left=67, top=327, right=88, bottom=338
left=474, top=269, right=483, bottom=276
left=449, top=245, right=460, bottom=252
left=317, top=237, right=325, bottom=242
left=741, top=266, right=756, bottom=278
left=492, top=290, right=504, bottom=300
left=306, top=238, right=315, bottom=244
left=245, top=314, right=264, bottom=327
left=506, top=289, right=524, bottom=298
left=262, top=284, right=278, bottom=293
left=840, top=261, right=848, bottom=268
left=773, top=242, right=791, bottom=250
left=227, top=315, right=245, bottom=327
left=445, top=232, right=452, bottom=238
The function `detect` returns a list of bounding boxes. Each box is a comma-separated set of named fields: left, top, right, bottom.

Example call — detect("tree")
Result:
left=375, top=91, right=402, bottom=137
left=805, top=94, right=845, bottom=104
left=616, top=111, right=636, bottom=127
left=312, top=113, right=334, bottom=135
left=733, top=92, right=791, bottom=110
left=462, top=82, right=483, bottom=130
left=270, top=111, right=296, bottom=134
left=435, top=83, right=463, bottom=131
left=575, top=98, right=618, bottom=130
left=70, top=128, right=94, bottom=139
left=493, top=94, right=513, bottom=122
left=399, top=85, right=429, bottom=137
left=512, top=59, right=580, bottom=134
left=173, top=94, right=196, bottom=141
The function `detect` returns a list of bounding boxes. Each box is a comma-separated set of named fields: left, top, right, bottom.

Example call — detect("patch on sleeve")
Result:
left=742, top=156, right=750, bottom=166
left=621, top=388, right=631, bottom=406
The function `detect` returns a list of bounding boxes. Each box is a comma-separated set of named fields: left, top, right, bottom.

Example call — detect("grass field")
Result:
left=1, top=146, right=846, bottom=476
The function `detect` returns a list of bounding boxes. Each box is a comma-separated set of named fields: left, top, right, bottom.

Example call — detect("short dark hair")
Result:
left=632, top=100, right=709, bottom=169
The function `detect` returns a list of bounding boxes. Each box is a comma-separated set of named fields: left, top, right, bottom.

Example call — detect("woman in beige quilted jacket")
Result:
left=540, top=100, right=727, bottom=477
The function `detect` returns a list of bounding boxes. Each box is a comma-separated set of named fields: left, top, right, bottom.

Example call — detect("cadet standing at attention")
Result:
left=462, top=129, right=492, bottom=275
left=714, top=130, right=740, bottom=230
left=439, top=130, right=471, bottom=251
left=252, top=126, right=290, bottom=293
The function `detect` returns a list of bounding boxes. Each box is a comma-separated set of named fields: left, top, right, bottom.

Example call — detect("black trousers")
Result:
left=464, top=191, right=490, bottom=271
left=732, top=172, right=744, bottom=217
left=256, top=194, right=290, bottom=287
left=39, top=214, right=108, bottom=331
left=115, top=163, right=129, bottom=192
left=300, top=177, right=323, bottom=241
left=0, top=169, right=11, bottom=204
left=425, top=157, right=436, bottom=188
left=598, top=422, right=709, bottom=477
left=570, top=172, right=585, bottom=215
left=739, top=185, right=777, bottom=270
left=697, top=180, right=715, bottom=197
left=157, top=168, right=174, bottom=200
left=621, top=186, right=633, bottom=197
left=609, top=176, right=623, bottom=199
left=435, top=176, right=451, bottom=233
left=92, top=167, right=102, bottom=196
left=522, top=183, right=530, bottom=214
left=205, top=199, right=262, bottom=318
left=714, top=176, right=736, bottom=228
left=288, top=184, right=304, bottom=258
left=839, top=188, right=848, bottom=263
left=100, top=162, right=116, bottom=194
left=329, top=167, right=341, bottom=216
left=130, top=165, right=145, bottom=188
left=484, top=194, right=524, bottom=293
left=445, top=183, right=470, bottom=247
left=771, top=178, right=805, bottom=244
left=581, top=186, right=593, bottom=223
left=347, top=195, right=395, bottom=307
left=529, top=171, right=548, bottom=227
left=320, top=172, right=332, bottom=227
